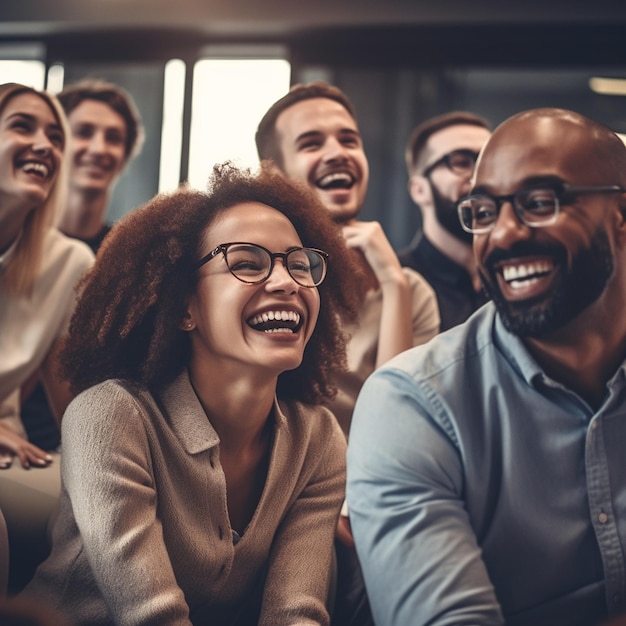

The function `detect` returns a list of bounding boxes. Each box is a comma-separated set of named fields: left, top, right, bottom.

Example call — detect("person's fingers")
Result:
left=0, top=452, right=13, bottom=469
left=12, top=445, right=52, bottom=469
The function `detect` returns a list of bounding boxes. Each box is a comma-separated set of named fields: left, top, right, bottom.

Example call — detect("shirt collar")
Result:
left=160, top=369, right=286, bottom=454
left=493, top=310, right=626, bottom=398
left=492, top=311, right=545, bottom=387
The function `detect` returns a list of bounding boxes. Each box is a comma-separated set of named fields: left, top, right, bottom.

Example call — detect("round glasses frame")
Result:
left=457, top=184, right=624, bottom=235
left=191, top=242, right=329, bottom=288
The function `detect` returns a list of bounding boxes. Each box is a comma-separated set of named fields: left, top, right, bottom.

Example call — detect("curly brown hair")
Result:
left=62, top=162, right=361, bottom=404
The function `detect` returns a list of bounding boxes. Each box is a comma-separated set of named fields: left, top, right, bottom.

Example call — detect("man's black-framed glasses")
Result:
left=192, top=242, right=328, bottom=288
left=457, top=184, right=624, bottom=235
left=422, top=149, right=480, bottom=178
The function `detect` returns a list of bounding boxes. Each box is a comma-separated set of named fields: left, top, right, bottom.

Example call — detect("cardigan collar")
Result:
left=158, top=369, right=287, bottom=455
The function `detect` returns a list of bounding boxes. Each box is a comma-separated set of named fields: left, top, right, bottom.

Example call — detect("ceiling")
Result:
left=1, top=0, right=626, bottom=67
left=2, top=0, right=626, bottom=35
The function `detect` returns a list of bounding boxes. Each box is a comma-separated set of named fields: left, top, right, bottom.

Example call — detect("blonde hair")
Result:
left=0, top=83, right=70, bottom=295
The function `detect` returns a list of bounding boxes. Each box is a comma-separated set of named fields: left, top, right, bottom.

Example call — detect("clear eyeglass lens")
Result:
left=518, top=188, right=558, bottom=222
left=225, top=245, right=271, bottom=281
left=461, top=197, right=498, bottom=230
left=448, top=152, right=476, bottom=174
left=288, top=249, right=326, bottom=286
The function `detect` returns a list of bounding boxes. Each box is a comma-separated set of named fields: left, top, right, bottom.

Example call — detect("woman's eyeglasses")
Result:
left=192, top=242, right=328, bottom=288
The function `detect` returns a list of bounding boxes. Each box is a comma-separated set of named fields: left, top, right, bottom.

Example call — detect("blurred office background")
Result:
left=1, top=0, right=625, bottom=249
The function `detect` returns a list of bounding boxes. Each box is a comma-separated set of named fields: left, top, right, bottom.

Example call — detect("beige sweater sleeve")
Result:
left=62, top=383, right=193, bottom=626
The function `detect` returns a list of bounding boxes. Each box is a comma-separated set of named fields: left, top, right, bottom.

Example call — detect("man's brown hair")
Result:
left=405, top=111, right=490, bottom=176
left=255, top=81, right=357, bottom=169
left=58, top=78, right=144, bottom=161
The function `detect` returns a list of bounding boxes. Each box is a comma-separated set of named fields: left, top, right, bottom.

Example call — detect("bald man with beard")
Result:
left=348, top=108, right=626, bottom=626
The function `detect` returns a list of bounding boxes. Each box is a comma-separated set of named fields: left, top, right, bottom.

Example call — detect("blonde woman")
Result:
left=21, top=79, right=145, bottom=452
left=0, top=82, right=94, bottom=591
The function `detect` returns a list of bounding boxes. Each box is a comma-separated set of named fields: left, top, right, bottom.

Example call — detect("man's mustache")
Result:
left=484, top=241, right=565, bottom=270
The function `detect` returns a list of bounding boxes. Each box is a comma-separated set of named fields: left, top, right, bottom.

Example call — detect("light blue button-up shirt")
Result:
left=347, top=302, right=626, bottom=626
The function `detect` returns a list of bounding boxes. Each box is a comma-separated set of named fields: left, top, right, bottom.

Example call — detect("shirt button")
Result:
left=598, top=512, right=608, bottom=524
left=591, top=421, right=598, bottom=430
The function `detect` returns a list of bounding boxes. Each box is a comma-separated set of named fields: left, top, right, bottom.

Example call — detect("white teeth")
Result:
left=502, top=261, right=553, bottom=283
left=22, top=162, right=49, bottom=178
left=509, top=277, right=541, bottom=289
left=318, top=172, right=353, bottom=188
left=250, top=310, right=301, bottom=327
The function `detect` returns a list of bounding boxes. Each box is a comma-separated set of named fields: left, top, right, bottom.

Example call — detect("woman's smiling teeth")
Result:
left=21, top=161, right=50, bottom=178
left=248, top=310, right=302, bottom=333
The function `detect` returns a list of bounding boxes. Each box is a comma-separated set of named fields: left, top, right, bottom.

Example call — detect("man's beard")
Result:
left=429, top=177, right=474, bottom=245
left=481, top=229, right=614, bottom=338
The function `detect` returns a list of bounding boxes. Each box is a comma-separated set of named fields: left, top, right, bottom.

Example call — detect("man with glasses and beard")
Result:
left=347, top=108, right=626, bottom=626
left=399, top=112, right=491, bottom=330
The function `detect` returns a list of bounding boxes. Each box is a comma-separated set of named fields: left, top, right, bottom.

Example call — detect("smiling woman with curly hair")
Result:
left=23, top=162, right=361, bottom=626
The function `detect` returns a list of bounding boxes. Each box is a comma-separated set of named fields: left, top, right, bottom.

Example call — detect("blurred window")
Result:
left=186, top=55, right=290, bottom=190
left=0, top=60, right=45, bottom=88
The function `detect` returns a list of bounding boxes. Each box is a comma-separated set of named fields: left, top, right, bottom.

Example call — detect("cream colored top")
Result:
left=0, top=228, right=94, bottom=431
left=0, top=228, right=94, bottom=404
left=327, top=267, right=439, bottom=435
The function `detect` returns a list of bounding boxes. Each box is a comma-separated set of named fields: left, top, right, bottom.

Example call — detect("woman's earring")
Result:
left=181, top=316, right=194, bottom=331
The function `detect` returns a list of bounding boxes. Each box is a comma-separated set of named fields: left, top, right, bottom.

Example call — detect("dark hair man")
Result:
left=399, top=111, right=491, bottom=330
left=348, top=108, right=626, bottom=626
left=256, top=82, right=439, bottom=435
